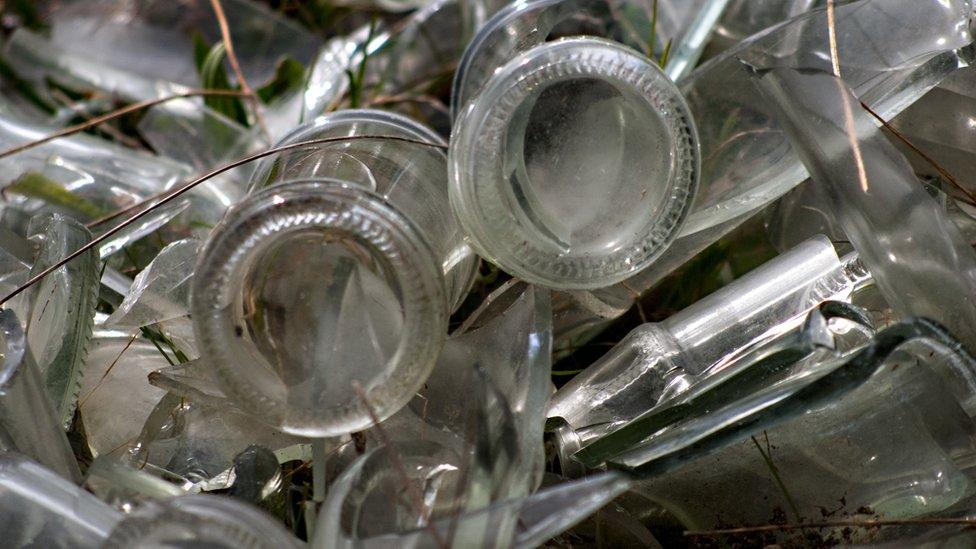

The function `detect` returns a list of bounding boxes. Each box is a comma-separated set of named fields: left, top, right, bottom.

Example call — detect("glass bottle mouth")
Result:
left=191, top=179, right=447, bottom=437
left=450, top=37, right=699, bottom=289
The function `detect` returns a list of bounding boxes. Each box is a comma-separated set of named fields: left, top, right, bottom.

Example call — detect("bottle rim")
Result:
left=191, top=179, right=447, bottom=437
left=450, top=37, right=700, bottom=289
left=248, top=108, right=447, bottom=194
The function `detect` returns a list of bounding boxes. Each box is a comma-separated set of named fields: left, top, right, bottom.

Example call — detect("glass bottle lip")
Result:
left=452, top=0, right=573, bottom=121
left=279, top=108, right=445, bottom=148
left=248, top=108, right=447, bottom=194
left=191, top=179, right=447, bottom=437
left=450, top=36, right=700, bottom=290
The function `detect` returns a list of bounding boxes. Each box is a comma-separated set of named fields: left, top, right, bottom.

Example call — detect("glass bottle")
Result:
left=249, top=109, right=477, bottom=310
left=606, top=319, right=976, bottom=534
left=548, top=235, right=872, bottom=456
left=449, top=0, right=701, bottom=289
left=544, top=0, right=972, bottom=339
left=191, top=179, right=448, bottom=437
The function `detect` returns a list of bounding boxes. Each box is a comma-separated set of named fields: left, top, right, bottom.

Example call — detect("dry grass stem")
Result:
left=0, top=89, right=250, bottom=161
left=208, top=0, right=269, bottom=139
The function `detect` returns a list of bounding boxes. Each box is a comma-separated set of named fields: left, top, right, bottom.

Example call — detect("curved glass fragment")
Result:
left=103, top=494, right=302, bottom=548
left=312, top=441, right=630, bottom=548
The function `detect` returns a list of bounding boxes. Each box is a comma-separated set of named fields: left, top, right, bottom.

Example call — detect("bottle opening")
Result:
left=239, top=229, right=405, bottom=416
left=192, top=180, right=447, bottom=437
left=450, top=37, right=699, bottom=289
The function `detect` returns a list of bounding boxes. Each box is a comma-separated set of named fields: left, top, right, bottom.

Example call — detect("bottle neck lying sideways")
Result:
left=548, top=236, right=873, bottom=437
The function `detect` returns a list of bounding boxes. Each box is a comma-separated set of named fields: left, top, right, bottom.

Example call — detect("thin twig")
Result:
left=826, top=0, right=840, bottom=77
left=0, top=134, right=447, bottom=307
left=365, top=93, right=451, bottom=118
left=50, top=89, right=145, bottom=150
left=621, top=281, right=648, bottom=323
left=208, top=0, right=269, bottom=139
left=0, top=89, right=249, bottom=160
left=78, top=333, right=138, bottom=408
left=351, top=381, right=449, bottom=549
left=858, top=100, right=976, bottom=207
left=686, top=518, right=976, bottom=537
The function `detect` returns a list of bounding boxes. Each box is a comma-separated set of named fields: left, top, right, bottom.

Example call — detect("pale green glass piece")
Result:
left=24, top=213, right=98, bottom=429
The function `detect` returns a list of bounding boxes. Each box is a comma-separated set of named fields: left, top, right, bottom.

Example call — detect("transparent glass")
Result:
left=0, top=97, right=235, bottom=236
left=546, top=0, right=972, bottom=329
left=450, top=0, right=701, bottom=289
left=548, top=235, right=871, bottom=443
left=890, top=65, right=976, bottom=195
left=319, top=282, right=553, bottom=505
left=78, top=327, right=171, bottom=459
left=191, top=179, right=448, bottom=437
left=84, top=456, right=186, bottom=512
left=127, top=391, right=304, bottom=484
left=312, top=441, right=630, bottom=549
left=0, top=453, right=120, bottom=547
left=661, top=0, right=732, bottom=81
left=0, top=309, right=81, bottom=483
left=760, top=67, right=976, bottom=352
left=24, top=214, right=99, bottom=429
left=302, top=0, right=508, bottom=123
left=710, top=0, right=822, bottom=52
left=606, top=319, right=976, bottom=534
left=570, top=300, right=876, bottom=470
left=249, top=109, right=477, bottom=310
left=103, top=494, right=301, bottom=548
left=679, top=0, right=972, bottom=235
left=7, top=0, right=318, bottom=117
